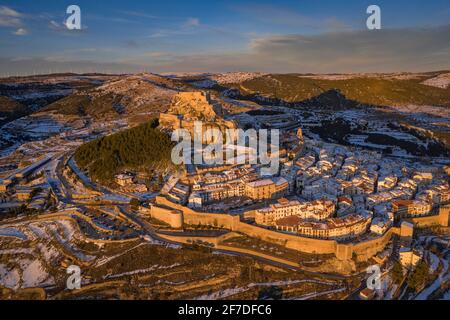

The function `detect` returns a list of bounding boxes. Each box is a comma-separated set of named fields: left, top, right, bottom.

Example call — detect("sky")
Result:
left=0, top=0, right=449, bottom=76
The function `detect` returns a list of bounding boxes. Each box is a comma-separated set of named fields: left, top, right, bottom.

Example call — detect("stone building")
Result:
left=392, top=200, right=432, bottom=219
left=255, top=198, right=335, bottom=226
left=16, top=186, right=33, bottom=201
left=275, top=213, right=371, bottom=240
left=399, top=247, right=422, bottom=270
left=115, top=174, right=134, bottom=187
left=244, top=177, right=289, bottom=200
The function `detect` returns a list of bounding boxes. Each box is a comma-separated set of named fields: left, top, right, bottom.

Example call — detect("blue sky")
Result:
left=0, top=0, right=449, bottom=75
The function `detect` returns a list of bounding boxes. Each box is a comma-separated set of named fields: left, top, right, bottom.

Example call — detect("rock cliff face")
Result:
left=160, top=91, right=237, bottom=143
left=168, top=92, right=223, bottom=121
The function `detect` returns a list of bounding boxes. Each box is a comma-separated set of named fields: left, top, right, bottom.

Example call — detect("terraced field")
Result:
left=0, top=213, right=353, bottom=300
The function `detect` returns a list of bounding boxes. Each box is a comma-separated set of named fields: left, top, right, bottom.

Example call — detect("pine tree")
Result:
left=74, top=119, right=173, bottom=183
left=407, top=260, right=429, bottom=292
left=391, top=261, right=404, bottom=284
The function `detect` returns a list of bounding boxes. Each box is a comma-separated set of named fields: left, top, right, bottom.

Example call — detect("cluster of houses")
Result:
left=255, top=198, right=335, bottom=226
left=0, top=156, right=54, bottom=212
left=275, top=213, right=371, bottom=240
left=155, top=129, right=450, bottom=241
left=173, top=129, right=304, bottom=209
left=115, top=173, right=149, bottom=193
left=152, top=98, right=450, bottom=243
left=188, top=175, right=290, bottom=209
left=253, top=138, right=448, bottom=240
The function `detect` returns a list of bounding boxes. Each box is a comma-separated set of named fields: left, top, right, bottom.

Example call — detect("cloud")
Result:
left=232, top=4, right=315, bottom=28
left=324, top=17, right=352, bottom=32
left=2, top=24, right=449, bottom=75
left=185, top=17, right=200, bottom=28
left=0, top=6, right=21, bottom=17
left=230, top=4, right=350, bottom=32
left=0, top=6, right=23, bottom=27
left=48, top=20, right=62, bottom=30
left=137, top=24, right=450, bottom=73
left=121, top=11, right=158, bottom=20
left=86, top=14, right=137, bottom=25
left=124, top=40, right=140, bottom=48
left=148, top=17, right=201, bottom=38
left=246, top=25, right=450, bottom=72
left=141, top=52, right=175, bottom=59
left=13, top=28, right=28, bottom=36
left=48, top=19, right=88, bottom=35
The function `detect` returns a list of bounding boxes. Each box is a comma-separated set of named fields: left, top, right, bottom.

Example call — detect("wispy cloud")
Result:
left=185, top=17, right=200, bottom=28
left=0, top=6, right=23, bottom=27
left=85, top=13, right=140, bottom=25
left=148, top=17, right=200, bottom=38
left=134, top=24, right=450, bottom=73
left=123, top=39, right=140, bottom=48
left=13, top=27, right=28, bottom=36
left=48, top=20, right=63, bottom=31
left=14, top=24, right=447, bottom=74
left=246, top=24, right=450, bottom=72
left=48, top=19, right=88, bottom=35
left=121, top=11, right=159, bottom=20
left=230, top=4, right=351, bottom=32
left=1, top=7, right=449, bottom=76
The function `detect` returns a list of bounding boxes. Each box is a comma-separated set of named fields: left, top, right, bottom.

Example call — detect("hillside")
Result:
left=44, top=73, right=193, bottom=119
left=0, top=95, right=27, bottom=114
left=422, top=72, right=450, bottom=89
left=0, top=95, right=27, bottom=124
left=74, top=119, right=174, bottom=183
left=220, top=73, right=450, bottom=108
left=0, top=74, right=115, bottom=125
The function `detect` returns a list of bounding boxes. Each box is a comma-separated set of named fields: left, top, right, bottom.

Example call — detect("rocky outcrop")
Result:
left=160, top=92, right=238, bottom=143
left=167, top=92, right=223, bottom=121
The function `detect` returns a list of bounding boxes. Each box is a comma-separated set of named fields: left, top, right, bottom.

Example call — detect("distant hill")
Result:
left=0, top=95, right=27, bottom=124
left=0, top=74, right=114, bottom=124
left=74, top=119, right=174, bottom=183
left=219, top=72, right=450, bottom=108
left=0, top=95, right=26, bottom=114
left=44, top=73, right=194, bottom=119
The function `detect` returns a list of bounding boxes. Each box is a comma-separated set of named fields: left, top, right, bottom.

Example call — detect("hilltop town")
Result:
left=0, top=72, right=449, bottom=300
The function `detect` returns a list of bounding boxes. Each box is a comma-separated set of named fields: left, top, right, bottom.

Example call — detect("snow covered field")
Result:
left=422, top=73, right=450, bottom=89
left=0, top=217, right=97, bottom=290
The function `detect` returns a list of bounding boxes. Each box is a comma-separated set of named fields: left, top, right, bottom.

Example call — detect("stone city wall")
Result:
left=143, top=205, right=184, bottom=229
left=154, top=196, right=392, bottom=261
left=410, top=205, right=449, bottom=228
left=344, top=228, right=396, bottom=261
